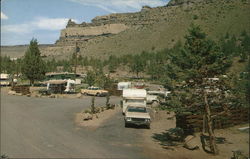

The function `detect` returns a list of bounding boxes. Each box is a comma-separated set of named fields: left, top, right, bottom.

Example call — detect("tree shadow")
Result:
left=152, top=128, right=185, bottom=147
left=200, top=134, right=227, bottom=153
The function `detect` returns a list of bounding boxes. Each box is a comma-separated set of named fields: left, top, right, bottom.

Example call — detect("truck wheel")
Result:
left=152, top=101, right=159, bottom=107
left=125, top=123, right=129, bottom=128
left=96, top=93, right=100, bottom=97
left=83, top=92, right=87, bottom=96
left=147, top=125, right=150, bottom=129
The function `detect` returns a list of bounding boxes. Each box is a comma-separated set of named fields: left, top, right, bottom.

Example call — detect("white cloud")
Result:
left=70, top=0, right=167, bottom=13
left=32, top=17, right=69, bottom=30
left=1, top=24, right=30, bottom=34
left=1, top=17, right=75, bottom=34
left=1, top=12, right=8, bottom=20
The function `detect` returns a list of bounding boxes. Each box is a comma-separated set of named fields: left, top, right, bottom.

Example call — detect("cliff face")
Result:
left=55, top=5, right=168, bottom=46
left=57, top=24, right=129, bottom=45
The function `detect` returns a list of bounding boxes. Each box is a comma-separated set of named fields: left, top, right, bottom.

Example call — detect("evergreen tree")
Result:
left=129, top=54, right=145, bottom=77
left=21, top=39, right=46, bottom=85
left=168, top=25, right=232, bottom=154
left=85, top=70, right=96, bottom=86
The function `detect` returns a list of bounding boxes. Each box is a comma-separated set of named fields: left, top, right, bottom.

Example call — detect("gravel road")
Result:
left=1, top=92, right=151, bottom=159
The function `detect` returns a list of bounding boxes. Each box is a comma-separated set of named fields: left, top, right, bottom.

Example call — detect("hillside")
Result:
left=1, top=0, right=250, bottom=59
left=1, top=45, right=53, bottom=58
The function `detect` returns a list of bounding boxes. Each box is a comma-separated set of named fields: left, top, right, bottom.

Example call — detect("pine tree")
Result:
left=21, top=39, right=46, bottom=85
left=169, top=25, right=232, bottom=154
left=130, top=54, right=145, bottom=78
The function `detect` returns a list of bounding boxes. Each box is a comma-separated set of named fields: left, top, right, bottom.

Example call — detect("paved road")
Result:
left=1, top=93, right=150, bottom=158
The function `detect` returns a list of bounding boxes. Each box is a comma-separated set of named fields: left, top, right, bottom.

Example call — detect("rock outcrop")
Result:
left=55, top=5, right=168, bottom=46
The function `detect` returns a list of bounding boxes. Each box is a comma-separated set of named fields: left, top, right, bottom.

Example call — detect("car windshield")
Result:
left=89, top=87, right=99, bottom=90
left=127, top=107, right=147, bottom=113
left=126, top=99, right=144, bottom=103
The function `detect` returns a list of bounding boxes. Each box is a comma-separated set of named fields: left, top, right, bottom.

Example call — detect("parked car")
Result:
left=81, top=86, right=108, bottom=96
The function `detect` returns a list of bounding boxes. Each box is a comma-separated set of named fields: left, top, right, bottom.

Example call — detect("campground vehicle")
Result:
left=124, top=105, right=151, bottom=128
left=43, top=79, right=75, bottom=94
left=117, top=82, right=131, bottom=90
left=0, top=73, right=10, bottom=86
left=146, top=94, right=159, bottom=104
left=147, top=90, right=171, bottom=98
left=81, top=86, right=108, bottom=96
left=134, top=82, right=145, bottom=89
left=122, top=89, right=147, bottom=114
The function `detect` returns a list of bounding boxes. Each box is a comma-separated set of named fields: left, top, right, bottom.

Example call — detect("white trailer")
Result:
left=46, top=79, right=75, bottom=94
left=117, top=82, right=131, bottom=90
left=122, top=89, right=147, bottom=114
left=0, top=73, right=10, bottom=86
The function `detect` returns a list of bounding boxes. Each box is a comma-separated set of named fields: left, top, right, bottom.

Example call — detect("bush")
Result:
left=193, top=15, right=198, bottom=20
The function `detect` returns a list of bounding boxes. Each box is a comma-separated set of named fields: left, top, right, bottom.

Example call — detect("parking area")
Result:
left=0, top=91, right=152, bottom=158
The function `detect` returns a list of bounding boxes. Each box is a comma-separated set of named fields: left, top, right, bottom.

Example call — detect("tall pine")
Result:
left=21, top=39, right=46, bottom=85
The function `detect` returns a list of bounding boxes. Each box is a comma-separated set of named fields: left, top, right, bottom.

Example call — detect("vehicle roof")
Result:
left=89, top=86, right=100, bottom=88
left=0, top=73, right=9, bottom=79
left=45, top=80, right=67, bottom=84
left=122, top=89, right=147, bottom=98
left=118, top=82, right=131, bottom=85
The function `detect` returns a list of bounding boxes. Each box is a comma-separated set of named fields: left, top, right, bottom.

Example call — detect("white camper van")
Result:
left=122, top=89, right=147, bottom=114
left=117, top=82, right=131, bottom=90
left=0, top=74, right=10, bottom=86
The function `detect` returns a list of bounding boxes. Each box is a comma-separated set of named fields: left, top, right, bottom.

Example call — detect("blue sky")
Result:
left=1, top=0, right=169, bottom=46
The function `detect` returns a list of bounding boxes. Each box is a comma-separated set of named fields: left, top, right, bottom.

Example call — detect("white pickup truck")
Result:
left=122, top=89, right=151, bottom=129
left=124, top=105, right=151, bottom=129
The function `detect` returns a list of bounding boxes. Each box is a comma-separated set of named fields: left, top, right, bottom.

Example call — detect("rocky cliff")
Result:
left=55, top=5, right=169, bottom=46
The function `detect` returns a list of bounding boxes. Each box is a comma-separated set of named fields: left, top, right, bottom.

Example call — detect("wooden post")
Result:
left=202, top=114, right=207, bottom=134
left=204, top=92, right=218, bottom=154
left=106, top=93, right=110, bottom=109
left=91, top=96, right=95, bottom=114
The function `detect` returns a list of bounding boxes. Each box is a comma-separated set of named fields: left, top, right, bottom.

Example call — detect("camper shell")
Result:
left=122, top=89, right=147, bottom=114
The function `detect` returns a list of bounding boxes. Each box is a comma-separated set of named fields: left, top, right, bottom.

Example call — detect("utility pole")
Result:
left=74, top=42, right=80, bottom=79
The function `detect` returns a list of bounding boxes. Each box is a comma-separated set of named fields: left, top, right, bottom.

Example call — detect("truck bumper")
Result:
left=125, top=120, right=150, bottom=127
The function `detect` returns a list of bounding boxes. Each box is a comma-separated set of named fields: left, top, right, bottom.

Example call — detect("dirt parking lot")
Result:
left=1, top=87, right=249, bottom=159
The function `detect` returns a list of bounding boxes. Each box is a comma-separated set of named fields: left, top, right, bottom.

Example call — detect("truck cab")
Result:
left=124, top=105, right=151, bottom=129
